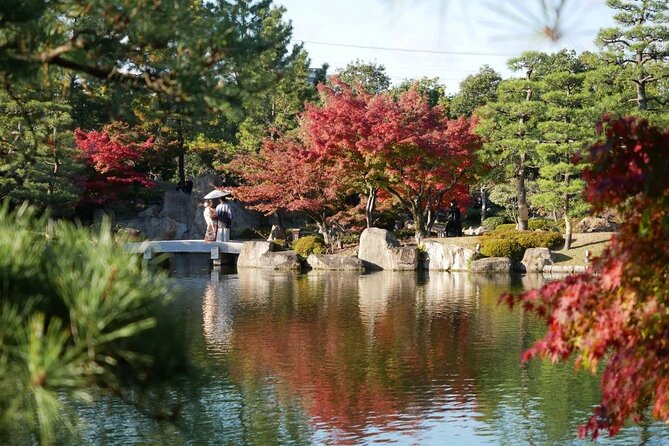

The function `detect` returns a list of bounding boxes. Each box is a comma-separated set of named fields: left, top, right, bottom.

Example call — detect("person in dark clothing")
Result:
left=445, top=200, right=462, bottom=237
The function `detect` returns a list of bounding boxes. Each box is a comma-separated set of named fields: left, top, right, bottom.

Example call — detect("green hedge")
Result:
left=480, top=228, right=564, bottom=260
left=480, top=238, right=525, bottom=260
left=528, top=218, right=563, bottom=232
left=292, top=235, right=326, bottom=258
left=481, top=216, right=507, bottom=230
left=495, top=223, right=517, bottom=231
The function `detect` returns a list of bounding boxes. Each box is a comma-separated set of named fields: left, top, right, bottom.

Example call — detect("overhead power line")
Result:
left=295, top=39, right=519, bottom=57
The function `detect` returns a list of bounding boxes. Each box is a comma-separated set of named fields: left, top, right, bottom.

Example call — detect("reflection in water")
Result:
left=199, top=271, right=669, bottom=445
left=202, top=280, right=235, bottom=356
left=74, top=270, right=669, bottom=445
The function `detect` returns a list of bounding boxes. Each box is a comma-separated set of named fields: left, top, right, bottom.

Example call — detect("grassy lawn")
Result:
left=424, top=231, right=615, bottom=266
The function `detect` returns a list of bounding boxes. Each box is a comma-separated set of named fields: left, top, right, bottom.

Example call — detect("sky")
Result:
left=276, top=0, right=616, bottom=93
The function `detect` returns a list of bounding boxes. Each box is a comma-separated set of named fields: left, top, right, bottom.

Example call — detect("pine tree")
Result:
left=531, top=50, right=596, bottom=249
left=476, top=52, right=547, bottom=231
left=0, top=86, right=81, bottom=216
left=596, top=0, right=669, bottom=123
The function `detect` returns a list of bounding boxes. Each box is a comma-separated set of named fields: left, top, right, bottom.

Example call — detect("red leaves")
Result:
left=304, top=80, right=480, bottom=230
left=229, top=137, right=351, bottom=222
left=75, top=123, right=156, bottom=205
left=504, top=117, right=669, bottom=438
left=584, top=117, right=669, bottom=209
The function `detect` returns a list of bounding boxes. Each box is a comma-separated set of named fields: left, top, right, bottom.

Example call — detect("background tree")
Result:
left=503, top=117, right=669, bottom=438
left=476, top=52, right=548, bottom=230
left=304, top=80, right=382, bottom=228
left=229, top=137, right=351, bottom=245
left=0, top=86, right=81, bottom=215
left=531, top=50, right=595, bottom=249
left=450, top=65, right=503, bottom=118
left=595, top=0, right=669, bottom=122
left=450, top=65, right=503, bottom=222
left=235, top=48, right=322, bottom=153
left=391, top=77, right=448, bottom=109
left=74, top=123, right=157, bottom=207
left=373, top=93, right=481, bottom=241
left=0, top=0, right=304, bottom=190
left=335, top=60, right=391, bottom=94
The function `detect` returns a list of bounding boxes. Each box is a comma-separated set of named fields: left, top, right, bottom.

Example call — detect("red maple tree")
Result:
left=229, top=137, right=351, bottom=243
left=303, top=80, right=480, bottom=239
left=75, top=123, right=156, bottom=205
left=502, top=117, right=669, bottom=438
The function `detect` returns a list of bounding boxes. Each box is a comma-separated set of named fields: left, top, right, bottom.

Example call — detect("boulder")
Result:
left=474, top=226, right=489, bottom=236
left=119, top=216, right=187, bottom=240
left=423, top=241, right=476, bottom=271
left=575, top=216, right=619, bottom=233
left=306, top=254, right=365, bottom=271
left=358, top=228, right=418, bottom=270
left=258, top=251, right=302, bottom=270
left=237, top=241, right=301, bottom=270
left=463, top=227, right=476, bottom=236
left=161, top=190, right=194, bottom=224
left=138, top=205, right=159, bottom=218
left=520, top=247, right=553, bottom=273
left=470, top=257, right=512, bottom=273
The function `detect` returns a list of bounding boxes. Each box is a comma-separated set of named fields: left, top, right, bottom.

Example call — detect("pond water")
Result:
left=75, top=269, right=669, bottom=445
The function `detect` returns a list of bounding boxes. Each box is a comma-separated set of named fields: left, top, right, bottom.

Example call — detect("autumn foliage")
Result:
left=229, top=137, right=351, bottom=234
left=502, top=117, right=669, bottom=438
left=75, top=123, right=156, bottom=205
left=302, top=80, right=480, bottom=236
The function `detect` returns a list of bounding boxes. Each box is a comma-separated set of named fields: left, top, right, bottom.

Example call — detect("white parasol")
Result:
left=203, top=189, right=232, bottom=199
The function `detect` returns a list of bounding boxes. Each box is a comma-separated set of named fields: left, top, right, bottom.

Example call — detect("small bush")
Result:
left=394, top=228, right=415, bottom=240
left=480, top=238, right=525, bottom=260
left=528, top=218, right=563, bottom=232
left=292, top=235, right=326, bottom=258
left=482, top=216, right=507, bottom=230
left=340, top=232, right=361, bottom=246
left=495, top=223, right=517, bottom=231
left=480, top=229, right=564, bottom=260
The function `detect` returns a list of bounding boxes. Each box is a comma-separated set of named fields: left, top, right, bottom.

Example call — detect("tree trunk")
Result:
left=365, top=186, right=377, bottom=228
left=316, top=221, right=331, bottom=246
left=636, top=79, right=648, bottom=111
left=516, top=164, right=528, bottom=231
left=275, top=211, right=286, bottom=231
left=563, top=194, right=572, bottom=250
left=480, top=185, right=487, bottom=223
left=177, top=119, right=186, bottom=186
left=412, top=204, right=426, bottom=245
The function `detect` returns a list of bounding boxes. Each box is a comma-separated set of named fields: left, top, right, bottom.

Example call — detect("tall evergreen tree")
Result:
left=531, top=50, right=596, bottom=249
left=596, top=0, right=669, bottom=122
left=0, top=86, right=81, bottom=215
left=476, top=52, right=547, bottom=230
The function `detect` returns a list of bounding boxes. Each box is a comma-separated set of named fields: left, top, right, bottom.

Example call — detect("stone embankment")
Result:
left=236, top=227, right=588, bottom=274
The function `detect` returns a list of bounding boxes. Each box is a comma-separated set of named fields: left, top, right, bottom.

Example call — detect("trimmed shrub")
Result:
left=528, top=218, right=563, bottom=232
left=292, top=235, right=326, bottom=258
left=480, top=238, right=525, bottom=260
left=482, top=216, right=507, bottom=230
left=495, top=223, right=517, bottom=231
left=480, top=228, right=564, bottom=260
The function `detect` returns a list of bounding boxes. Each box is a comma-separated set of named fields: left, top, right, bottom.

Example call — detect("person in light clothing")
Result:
left=203, top=199, right=218, bottom=242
